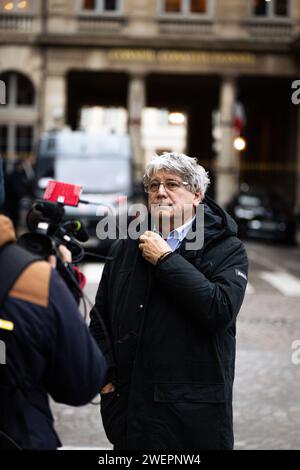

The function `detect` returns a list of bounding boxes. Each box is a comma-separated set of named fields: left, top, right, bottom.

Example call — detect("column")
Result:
left=7, top=74, right=16, bottom=159
left=42, top=73, right=66, bottom=132
left=215, top=75, right=239, bottom=208
left=0, top=79, right=6, bottom=105
left=7, top=124, right=16, bottom=160
left=127, top=73, right=146, bottom=184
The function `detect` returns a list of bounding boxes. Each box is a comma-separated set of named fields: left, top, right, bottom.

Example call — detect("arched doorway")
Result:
left=0, top=70, right=36, bottom=161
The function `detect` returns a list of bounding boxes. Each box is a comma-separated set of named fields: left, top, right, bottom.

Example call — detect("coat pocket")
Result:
left=100, top=387, right=127, bottom=446
left=154, top=383, right=226, bottom=403
left=152, top=383, right=228, bottom=449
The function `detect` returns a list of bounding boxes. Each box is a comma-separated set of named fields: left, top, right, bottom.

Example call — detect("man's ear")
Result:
left=193, top=192, right=202, bottom=207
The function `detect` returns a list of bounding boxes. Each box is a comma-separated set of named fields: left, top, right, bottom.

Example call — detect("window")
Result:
left=81, top=0, right=121, bottom=13
left=17, top=74, right=35, bottom=105
left=0, top=124, right=33, bottom=159
left=161, top=0, right=211, bottom=15
left=104, top=0, right=118, bottom=10
left=252, top=0, right=290, bottom=18
left=0, top=72, right=35, bottom=160
left=190, top=0, right=207, bottom=14
left=275, top=0, right=289, bottom=15
left=0, top=72, right=35, bottom=107
left=0, top=126, right=8, bottom=154
left=16, top=126, right=33, bottom=154
left=82, top=0, right=96, bottom=10
left=165, top=0, right=181, bottom=12
left=0, top=0, right=33, bottom=13
left=253, top=0, right=266, bottom=15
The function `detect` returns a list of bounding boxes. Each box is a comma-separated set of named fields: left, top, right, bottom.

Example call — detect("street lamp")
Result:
left=234, top=136, right=246, bottom=152
left=168, top=112, right=185, bottom=125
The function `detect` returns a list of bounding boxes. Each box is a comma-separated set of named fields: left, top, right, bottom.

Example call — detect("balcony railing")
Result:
left=77, top=15, right=127, bottom=34
left=0, top=13, right=40, bottom=33
left=157, top=17, right=213, bottom=36
left=243, top=19, right=293, bottom=41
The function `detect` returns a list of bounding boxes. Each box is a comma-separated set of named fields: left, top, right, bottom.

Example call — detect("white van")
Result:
left=35, top=130, right=133, bottom=250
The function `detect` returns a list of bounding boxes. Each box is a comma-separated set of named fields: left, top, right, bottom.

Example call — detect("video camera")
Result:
left=16, top=181, right=91, bottom=303
left=18, top=181, right=89, bottom=264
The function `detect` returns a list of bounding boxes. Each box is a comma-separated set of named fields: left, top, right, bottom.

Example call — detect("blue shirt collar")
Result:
left=153, top=216, right=195, bottom=251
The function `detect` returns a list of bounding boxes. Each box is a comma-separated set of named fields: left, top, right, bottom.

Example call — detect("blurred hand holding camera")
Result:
left=48, top=244, right=72, bottom=269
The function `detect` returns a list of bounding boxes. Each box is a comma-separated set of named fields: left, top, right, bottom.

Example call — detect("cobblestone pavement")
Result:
left=234, top=242, right=300, bottom=450
left=52, top=241, right=300, bottom=450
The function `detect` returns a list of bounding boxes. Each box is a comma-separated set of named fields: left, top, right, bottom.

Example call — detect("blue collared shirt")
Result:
left=154, top=217, right=195, bottom=252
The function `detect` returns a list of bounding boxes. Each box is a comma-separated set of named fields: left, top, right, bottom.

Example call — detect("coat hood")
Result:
left=203, top=195, right=238, bottom=244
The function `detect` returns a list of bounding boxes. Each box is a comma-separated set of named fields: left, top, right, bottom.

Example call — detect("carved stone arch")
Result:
left=0, top=70, right=35, bottom=106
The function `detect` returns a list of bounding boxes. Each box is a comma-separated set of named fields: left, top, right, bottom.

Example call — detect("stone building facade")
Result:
left=0, top=0, right=300, bottom=206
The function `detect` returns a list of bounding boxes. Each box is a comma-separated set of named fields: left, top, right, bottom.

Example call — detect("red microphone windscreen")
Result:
left=43, top=181, right=82, bottom=207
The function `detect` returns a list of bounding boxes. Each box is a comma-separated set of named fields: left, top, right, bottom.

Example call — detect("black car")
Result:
left=226, top=186, right=297, bottom=244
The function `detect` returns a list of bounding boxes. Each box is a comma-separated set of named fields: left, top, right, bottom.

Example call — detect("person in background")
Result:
left=2, top=155, right=36, bottom=230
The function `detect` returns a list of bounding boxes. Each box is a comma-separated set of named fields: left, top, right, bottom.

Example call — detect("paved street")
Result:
left=52, top=240, right=300, bottom=450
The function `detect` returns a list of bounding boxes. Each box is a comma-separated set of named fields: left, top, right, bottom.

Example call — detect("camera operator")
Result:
left=0, top=159, right=107, bottom=450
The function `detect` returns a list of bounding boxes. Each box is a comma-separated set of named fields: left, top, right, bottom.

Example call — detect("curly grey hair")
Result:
left=143, top=152, right=210, bottom=196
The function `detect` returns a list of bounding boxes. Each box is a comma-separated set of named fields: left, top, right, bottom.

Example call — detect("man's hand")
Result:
left=0, top=215, right=16, bottom=244
left=138, top=231, right=172, bottom=265
left=48, top=245, right=72, bottom=269
left=101, top=382, right=116, bottom=395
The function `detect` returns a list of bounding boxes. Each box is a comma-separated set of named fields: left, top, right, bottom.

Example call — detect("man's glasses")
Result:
left=144, top=180, right=189, bottom=194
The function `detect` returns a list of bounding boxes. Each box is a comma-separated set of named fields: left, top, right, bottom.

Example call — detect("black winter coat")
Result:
left=90, top=196, right=248, bottom=450
left=0, top=250, right=107, bottom=450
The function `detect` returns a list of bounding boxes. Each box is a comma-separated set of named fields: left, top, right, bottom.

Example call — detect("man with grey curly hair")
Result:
left=90, top=151, right=248, bottom=450
left=143, top=152, right=210, bottom=239
left=144, top=152, right=210, bottom=196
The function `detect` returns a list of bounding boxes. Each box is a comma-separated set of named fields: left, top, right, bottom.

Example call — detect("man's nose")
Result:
left=157, top=183, right=168, bottom=196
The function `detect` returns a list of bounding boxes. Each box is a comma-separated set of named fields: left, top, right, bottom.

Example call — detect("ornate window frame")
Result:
left=158, top=0, right=214, bottom=19
left=78, top=0, right=123, bottom=17
left=249, top=0, right=292, bottom=20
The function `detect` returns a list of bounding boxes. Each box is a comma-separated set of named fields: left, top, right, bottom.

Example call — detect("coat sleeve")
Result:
left=89, top=261, right=116, bottom=383
left=155, top=237, right=248, bottom=333
left=44, top=269, right=108, bottom=406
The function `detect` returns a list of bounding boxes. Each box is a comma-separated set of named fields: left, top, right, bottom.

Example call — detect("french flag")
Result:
left=234, top=102, right=246, bottom=135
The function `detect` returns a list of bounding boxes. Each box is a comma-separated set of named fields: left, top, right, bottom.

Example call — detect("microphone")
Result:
left=62, top=220, right=89, bottom=243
